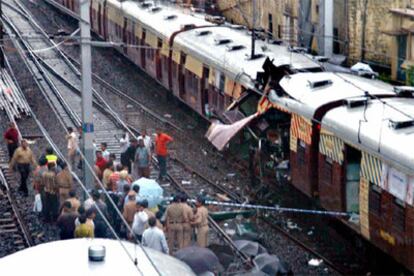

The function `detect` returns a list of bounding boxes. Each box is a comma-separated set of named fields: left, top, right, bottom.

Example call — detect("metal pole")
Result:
left=323, top=0, right=333, bottom=58
left=0, top=0, right=4, bottom=68
left=250, top=0, right=256, bottom=59
left=80, top=0, right=94, bottom=190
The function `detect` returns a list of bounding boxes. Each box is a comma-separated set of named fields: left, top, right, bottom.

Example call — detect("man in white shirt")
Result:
left=100, top=142, right=110, bottom=161
left=66, top=127, right=78, bottom=170
left=142, top=216, right=169, bottom=254
left=138, top=129, right=152, bottom=156
left=132, top=200, right=149, bottom=242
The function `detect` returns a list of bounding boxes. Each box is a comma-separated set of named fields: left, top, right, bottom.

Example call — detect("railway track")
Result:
left=0, top=145, right=33, bottom=257
left=3, top=0, right=252, bottom=273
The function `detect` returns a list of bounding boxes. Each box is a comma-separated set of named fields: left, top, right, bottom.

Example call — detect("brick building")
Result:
left=212, top=0, right=413, bottom=81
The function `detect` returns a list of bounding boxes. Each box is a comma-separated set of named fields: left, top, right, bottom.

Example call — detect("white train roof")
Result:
left=322, top=98, right=414, bottom=174
left=279, top=72, right=396, bottom=117
left=0, top=238, right=195, bottom=276
left=108, top=0, right=321, bottom=88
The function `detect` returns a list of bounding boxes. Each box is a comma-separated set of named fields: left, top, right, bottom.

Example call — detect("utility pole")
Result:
left=0, top=0, right=4, bottom=68
left=250, top=0, right=256, bottom=59
left=323, top=0, right=333, bottom=58
left=80, top=0, right=94, bottom=190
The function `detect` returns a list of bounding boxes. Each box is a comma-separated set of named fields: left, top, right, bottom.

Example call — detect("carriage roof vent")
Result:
left=195, top=30, right=211, bottom=36
left=308, top=79, right=333, bottom=89
left=269, top=39, right=283, bottom=45
left=345, top=97, right=369, bottom=108
left=140, top=2, right=152, bottom=8
left=229, top=24, right=245, bottom=30
left=191, top=7, right=205, bottom=13
left=394, top=86, right=414, bottom=97
left=389, top=119, right=414, bottom=130
left=181, top=24, right=196, bottom=30
left=214, top=37, right=232, bottom=45
left=288, top=46, right=307, bottom=53
left=150, top=7, right=162, bottom=12
left=226, top=44, right=245, bottom=51
left=164, top=15, right=177, bottom=20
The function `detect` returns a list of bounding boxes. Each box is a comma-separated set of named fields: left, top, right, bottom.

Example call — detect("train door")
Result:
left=103, top=1, right=107, bottom=40
left=179, top=53, right=186, bottom=100
left=202, top=67, right=209, bottom=117
left=123, top=18, right=127, bottom=55
left=345, top=146, right=362, bottom=214
left=141, top=31, right=146, bottom=69
left=98, top=4, right=102, bottom=36
left=156, top=39, right=162, bottom=82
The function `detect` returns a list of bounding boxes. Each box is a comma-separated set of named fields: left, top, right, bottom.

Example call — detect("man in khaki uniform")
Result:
left=43, top=163, right=59, bottom=222
left=165, top=195, right=184, bottom=252
left=56, top=162, right=73, bottom=203
left=180, top=194, right=193, bottom=248
left=192, top=196, right=209, bottom=247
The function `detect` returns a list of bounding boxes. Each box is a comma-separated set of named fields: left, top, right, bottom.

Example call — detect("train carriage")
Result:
left=274, top=72, right=414, bottom=270
left=321, top=97, right=414, bottom=270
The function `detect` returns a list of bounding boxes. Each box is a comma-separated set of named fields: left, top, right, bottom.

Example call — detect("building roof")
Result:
left=389, top=8, right=414, bottom=18
left=0, top=239, right=195, bottom=276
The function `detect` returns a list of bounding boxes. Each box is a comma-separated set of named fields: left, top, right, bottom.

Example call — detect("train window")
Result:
left=369, top=184, right=381, bottom=216
left=297, top=140, right=306, bottom=165
left=321, top=156, right=333, bottom=185
left=392, top=199, right=406, bottom=232
left=219, top=74, right=225, bottom=92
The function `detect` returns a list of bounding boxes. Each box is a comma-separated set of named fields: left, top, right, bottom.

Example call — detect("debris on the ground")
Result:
left=308, top=258, right=323, bottom=267
left=286, top=220, right=301, bottom=231
left=216, top=193, right=231, bottom=202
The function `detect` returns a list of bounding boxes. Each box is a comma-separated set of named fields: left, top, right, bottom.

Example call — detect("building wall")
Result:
left=215, top=0, right=414, bottom=71
left=216, top=0, right=299, bottom=43
left=345, top=0, right=411, bottom=67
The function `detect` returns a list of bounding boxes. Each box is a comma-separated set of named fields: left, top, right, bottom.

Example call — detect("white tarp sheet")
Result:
left=205, top=113, right=258, bottom=151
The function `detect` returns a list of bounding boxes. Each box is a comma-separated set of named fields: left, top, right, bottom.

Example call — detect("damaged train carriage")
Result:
left=273, top=72, right=414, bottom=271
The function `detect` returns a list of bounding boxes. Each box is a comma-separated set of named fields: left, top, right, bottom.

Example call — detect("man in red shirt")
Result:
left=155, top=129, right=173, bottom=181
left=4, top=122, right=19, bottom=161
left=95, top=151, right=107, bottom=180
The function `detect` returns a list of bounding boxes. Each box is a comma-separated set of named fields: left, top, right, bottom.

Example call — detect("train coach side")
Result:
left=321, top=98, right=414, bottom=271
left=275, top=72, right=414, bottom=271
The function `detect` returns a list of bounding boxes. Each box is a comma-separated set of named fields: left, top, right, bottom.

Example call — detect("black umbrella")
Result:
left=253, top=253, right=291, bottom=275
left=174, top=246, right=222, bottom=274
left=234, top=240, right=267, bottom=257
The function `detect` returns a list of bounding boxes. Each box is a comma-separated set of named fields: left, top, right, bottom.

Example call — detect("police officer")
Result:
left=165, top=195, right=184, bottom=252
left=180, top=193, right=193, bottom=248
left=191, top=196, right=209, bottom=247
left=45, top=147, right=58, bottom=165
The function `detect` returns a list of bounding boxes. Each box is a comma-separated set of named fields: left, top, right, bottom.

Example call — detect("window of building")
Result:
left=268, top=13, right=273, bottom=38
left=369, top=184, right=381, bottom=216
left=392, top=199, right=406, bottom=232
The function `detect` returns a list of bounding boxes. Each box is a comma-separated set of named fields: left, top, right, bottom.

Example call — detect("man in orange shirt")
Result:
left=155, top=129, right=173, bottom=181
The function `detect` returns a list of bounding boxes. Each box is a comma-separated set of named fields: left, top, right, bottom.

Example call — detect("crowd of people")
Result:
left=4, top=124, right=210, bottom=255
